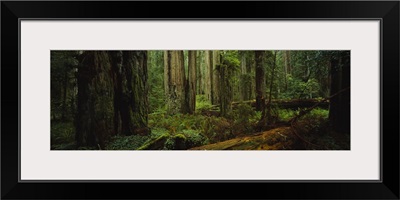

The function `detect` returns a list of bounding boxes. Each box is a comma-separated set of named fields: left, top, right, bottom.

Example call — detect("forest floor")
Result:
left=190, top=127, right=349, bottom=150
left=51, top=103, right=350, bottom=150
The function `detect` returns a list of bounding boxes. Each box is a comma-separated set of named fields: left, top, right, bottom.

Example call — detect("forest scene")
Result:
left=51, top=50, right=350, bottom=150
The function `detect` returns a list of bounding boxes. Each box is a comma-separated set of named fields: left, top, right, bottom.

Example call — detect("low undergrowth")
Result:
left=51, top=104, right=348, bottom=150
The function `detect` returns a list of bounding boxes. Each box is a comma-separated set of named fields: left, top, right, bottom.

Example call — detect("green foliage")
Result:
left=201, top=116, right=234, bottom=143
left=182, top=129, right=209, bottom=147
left=296, top=108, right=329, bottom=135
left=307, top=108, right=329, bottom=119
left=293, top=108, right=349, bottom=150
left=163, top=130, right=208, bottom=150
left=250, top=111, right=262, bottom=124
left=220, top=50, right=240, bottom=68
left=232, top=103, right=256, bottom=133
left=149, top=111, right=238, bottom=145
left=234, top=103, right=255, bottom=121
left=148, top=51, right=165, bottom=113
left=51, top=51, right=79, bottom=121
left=51, top=122, right=75, bottom=146
left=105, top=134, right=151, bottom=150
left=195, top=95, right=213, bottom=112
left=277, top=109, right=297, bottom=121
left=51, top=122, right=78, bottom=150
left=137, top=133, right=170, bottom=150
left=280, top=75, right=321, bottom=99
left=278, top=50, right=334, bottom=99
left=51, top=50, right=348, bottom=150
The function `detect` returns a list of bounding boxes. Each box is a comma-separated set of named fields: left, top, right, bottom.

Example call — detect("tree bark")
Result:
left=61, top=66, right=68, bottom=121
left=110, top=51, right=123, bottom=136
left=76, top=51, right=150, bottom=148
left=76, top=51, right=115, bottom=148
left=122, top=51, right=149, bottom=134
left=240, top=51, right=251, bottom=101
left=286, top=50, right=291, bottom=74
left=219, top=62, right=233, bottom=118
left=164, top=50, right=186, bottom=115
left=110, top=51, right=149, bottom=136
left=196, top=51, right=202, bottom=95
left=329, top=51, right=350, bottom=133
left=249, top=52, right=255, bottom=100
left=212, top=50, right=220, bottom=105
left=255, top=51, right=266, bottom=111
left=266, top=51, right=278, bottom=121
left=283, top=50, right=290, bottom=91
left=205, top=51, right=213, bottom=102
left=187, top=50, right=197, bottom=114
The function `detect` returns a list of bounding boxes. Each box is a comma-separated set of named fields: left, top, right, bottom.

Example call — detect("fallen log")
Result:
left=190, top=127, right=299, bottom=150
left=210, top=99, right=329, bottom=110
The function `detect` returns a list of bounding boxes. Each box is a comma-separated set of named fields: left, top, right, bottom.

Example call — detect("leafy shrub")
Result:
left=51, top=122, right=75, bottom=146
left=302, top=108, right=329, bottom=134
left=249, top=111, right=262, bottom=124
left=182, top=129, right=209, bottom=148
left=105, top=134, right=151, bottom=150
left=201, top=116, right=233, bottom=143
left=196, top=95, right=213, bottom=112
left=277, top=109, right=298, bottom=121
left=232, top=103, right=256, bottom=134
left=281, top=76, right=322, bottom=99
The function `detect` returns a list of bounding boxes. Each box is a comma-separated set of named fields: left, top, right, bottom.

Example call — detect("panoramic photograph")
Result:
left=51, top=50, right=350, bottom=150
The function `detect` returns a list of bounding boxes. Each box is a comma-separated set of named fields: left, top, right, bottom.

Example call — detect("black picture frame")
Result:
left=2, top=1, right=399, bottom=199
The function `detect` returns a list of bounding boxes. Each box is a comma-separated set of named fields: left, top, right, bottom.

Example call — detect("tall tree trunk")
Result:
left=212, top=50, right=220, bottom=105
left=164, top=50, right=186, bottom=115
left=76, top=51, right=115, bottom=148
left=283, top=51, right=290, bottom=91
left=266, top=51, right=278, bottom=121
left=286, top=50, right=291, bottom=74
left=255, top=51, right=266, bottom=111
left=219, top=61, right=233, bottom=118
left=76, top=51, right=149, bottom=148
left=122, top=51, right=149, bottom=134
left=205, top=50, right=213, bottom=102
left=329, top=51, right=350, bottom=133
left=61, top=65, right=69, bottom=121
left=187, top=50, right=197, bottom=114
left=110, top=51, right=123, bottom=136
left=240, top=51, right=251, bottom=101
left=110, top=51, right=149, bottom=136
left=249, top=52, right=255, bottom=100
left=196, top=51, right=202, bottom=95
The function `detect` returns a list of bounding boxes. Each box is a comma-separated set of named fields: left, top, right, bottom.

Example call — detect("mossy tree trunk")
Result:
left=117, top=51, right=149, bottom=135
left=110, top=51, right=123, bottom=136
left=164, top=50, right=186, bottom=115
left=329, top=51, right=350, bottom=133
left=76, top=51, right=115, bottom=148
left=76, top=51, right=149, bottom=148
left=255, top=51, right=266, bottom=111
left=219, top=62, right=233, bottom=118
